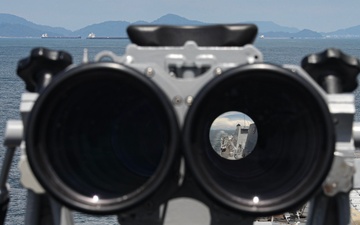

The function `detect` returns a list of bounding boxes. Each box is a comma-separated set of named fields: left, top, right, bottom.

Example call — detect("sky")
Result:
left=211, top=111, right=254, bottom=130
left=1, top=0, right=360, bottom=32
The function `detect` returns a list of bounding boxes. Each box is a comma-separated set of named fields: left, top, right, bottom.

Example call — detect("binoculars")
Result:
left=2, top=24, right=360, bottom=225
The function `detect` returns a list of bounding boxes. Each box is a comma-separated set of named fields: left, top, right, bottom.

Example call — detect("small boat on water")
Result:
left=86, top=32, right=128, bottom=39
left=41, top=33, right=81, bottom=39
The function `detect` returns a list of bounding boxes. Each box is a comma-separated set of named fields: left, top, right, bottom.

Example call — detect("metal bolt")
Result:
left=145, top=67, right=155, bottom=77
left=172, top=96, right=183, bottom=105
left=214, top=67, right=222, bottom=76
left=185, top=96, right=193, bottom=106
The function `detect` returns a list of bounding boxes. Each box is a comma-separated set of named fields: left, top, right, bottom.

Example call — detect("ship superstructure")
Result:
left=220, top=123, right=257, bottom=160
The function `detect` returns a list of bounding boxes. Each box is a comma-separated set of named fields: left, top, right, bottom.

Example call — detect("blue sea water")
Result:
left=1, top=37, right=360, bottom=224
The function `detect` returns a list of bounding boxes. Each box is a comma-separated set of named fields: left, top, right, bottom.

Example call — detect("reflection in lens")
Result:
left=183, top=63, right=334, bottom=215
left=209, top=111, right=257, bottom=160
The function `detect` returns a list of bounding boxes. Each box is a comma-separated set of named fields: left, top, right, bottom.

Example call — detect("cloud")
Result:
left=210, top=111, right=254, bottom=130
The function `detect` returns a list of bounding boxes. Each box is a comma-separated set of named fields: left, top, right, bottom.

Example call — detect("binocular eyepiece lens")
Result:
left=25, top=63, right=179, bottom=213
left=184, top=63, right=334, bottom=216
left=23, top=56, right=335, bottom=216
left=210, top=111, right=257, bottom=160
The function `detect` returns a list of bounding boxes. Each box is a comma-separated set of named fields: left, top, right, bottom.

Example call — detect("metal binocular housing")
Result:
left=3, top=24, right=360, bottom=225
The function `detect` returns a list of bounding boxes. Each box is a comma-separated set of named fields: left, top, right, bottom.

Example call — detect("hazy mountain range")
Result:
left=0, top=13, right=359, bottom=38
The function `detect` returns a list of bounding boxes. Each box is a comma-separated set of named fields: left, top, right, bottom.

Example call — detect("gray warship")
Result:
left=219, top=123, right=257, bottom=160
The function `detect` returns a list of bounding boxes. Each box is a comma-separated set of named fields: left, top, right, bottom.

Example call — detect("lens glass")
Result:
left=209, top=111, right=257, bottom=160
left=184, top=64, right=334, bottom=213
left=34, top=67, right=173, bottom=200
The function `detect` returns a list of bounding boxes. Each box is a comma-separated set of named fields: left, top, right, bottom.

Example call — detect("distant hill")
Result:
left=325, top=25, right=360, bottom=37
left=296, top=29, right=323, bottom=38
left=73, top=14, right=205, bottom=38
left=250, top=21, right=299, bottom=33
left=0, top=13, right=72, bottom=37
left=151, top=14, right=205, bottom=25
left=261, top=29, right=323, bottom=38
left=73, top=21, right=130, bottom=38
left=1, top=13, right=360, bottom=38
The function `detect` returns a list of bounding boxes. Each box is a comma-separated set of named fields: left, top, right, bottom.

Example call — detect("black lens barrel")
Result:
left=25, top=62, right=180, bottom=213
left=183, top=63, right=334, bottom=216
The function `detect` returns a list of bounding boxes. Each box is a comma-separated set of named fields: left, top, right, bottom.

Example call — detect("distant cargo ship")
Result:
left=86, top=32, right=128, bottom=39
left=41, top=33, right=81, bottom=39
